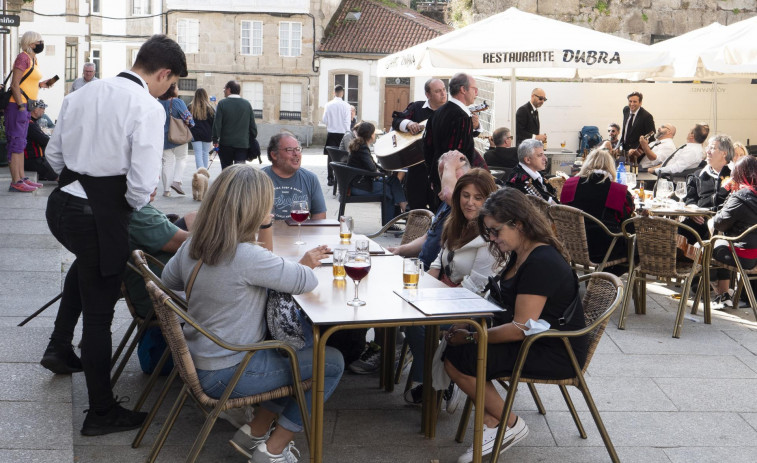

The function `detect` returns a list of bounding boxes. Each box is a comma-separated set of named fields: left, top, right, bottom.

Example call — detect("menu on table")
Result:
left=394, top=288, right=503, bottom=315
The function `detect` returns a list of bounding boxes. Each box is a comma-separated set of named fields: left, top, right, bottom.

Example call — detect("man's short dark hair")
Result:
left=225, top=80, right=241, bottom=95
left=693, top=123, right=710, bottom=143
left=267, top=132, right=298, bottom=162
left=334, top=85, right=344, bottom=94
left=627, top=91, right=643, bottom=102
left=609, top=123, right=620, bottom=131
left=448, top=73, right=469, bottom=97
left=492, top=127, right=511, bottom=146
left=133, top=34, right=188, bottom=77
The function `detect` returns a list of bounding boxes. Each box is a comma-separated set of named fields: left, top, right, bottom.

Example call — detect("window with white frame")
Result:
left=279, top=83, right=301, bottom=120
left=92, top=0, right=100, bottom=14
left=178, top=19, right=200, bottom=54
left=241, top=21, right=263, bottom=56
left=279, top=22, right=301, bottom=57
left=90, top=49, right=101, bottom=78
left=132, top=0, right=150, bottom=15
left=334, top=73, right=359, bottom=115
left=242, top=82, right=264, bottom=119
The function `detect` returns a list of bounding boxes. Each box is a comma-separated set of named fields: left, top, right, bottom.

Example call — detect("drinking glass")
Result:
left=560, top=141, right=566, bottom=149
left=332, top=248, right=347, bottom=281
left=624, top=172, right=637, bottom=189
left=355, top=239, right=369, bottom=253
left=656, top=180, right=673, bottom=205
left=675, top=181, right=687, bottom=207
left=339, top=216, right=353, bottom=244
left=290, top=200, right=309, bottom=245
left=345, top=252, right=371, bottom=306
left=403, top=257, right=423, bottom=289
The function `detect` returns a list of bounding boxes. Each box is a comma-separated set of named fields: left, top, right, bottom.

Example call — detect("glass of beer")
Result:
left=332, top=248, right=347, bottom=281
left=403, top=257, right=423, bottom=289
left=339, top=216, right=353, bottom=244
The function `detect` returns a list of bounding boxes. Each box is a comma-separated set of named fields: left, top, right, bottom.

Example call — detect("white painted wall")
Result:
left=318, top=57, right=381, bottom=126
left=166, top=0, right=309, bottom=13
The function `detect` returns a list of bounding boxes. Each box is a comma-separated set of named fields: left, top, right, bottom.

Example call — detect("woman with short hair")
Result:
left=162, top=165, right=344, bottom=463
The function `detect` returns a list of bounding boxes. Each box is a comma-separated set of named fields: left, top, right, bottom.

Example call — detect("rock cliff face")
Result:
left=469, top=0, right=756, bottom=43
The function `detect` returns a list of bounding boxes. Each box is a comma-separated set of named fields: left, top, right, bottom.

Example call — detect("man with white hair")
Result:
left=70, top=62, right=98, bottom=92
left=506, top=139, right=558, bottom=203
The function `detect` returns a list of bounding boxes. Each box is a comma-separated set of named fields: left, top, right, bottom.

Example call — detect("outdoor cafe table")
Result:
left=292, top=255, right=495, bottom=463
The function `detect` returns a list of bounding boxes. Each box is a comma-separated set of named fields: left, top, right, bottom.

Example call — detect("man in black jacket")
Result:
left=515, top=88, right=547, bottom=146
left=391, top=78, right=447, bottom=210
left=483, top=127, right=517, bottom=168
left=621, top=91, right=655, bottom=153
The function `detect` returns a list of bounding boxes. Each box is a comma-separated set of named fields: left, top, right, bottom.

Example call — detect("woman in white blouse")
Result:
left=429, top=168, right=500, bottom=293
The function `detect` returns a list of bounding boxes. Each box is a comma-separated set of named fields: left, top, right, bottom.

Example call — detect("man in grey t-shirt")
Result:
left=262, top=133, right=327, bottom=220
left=70, top=63, right=98, bottom=92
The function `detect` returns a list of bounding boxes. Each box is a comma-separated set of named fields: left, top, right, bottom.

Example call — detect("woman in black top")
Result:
left=347, top=121, right=407, bottom=224
left=444, top=187, right=586, bottom=463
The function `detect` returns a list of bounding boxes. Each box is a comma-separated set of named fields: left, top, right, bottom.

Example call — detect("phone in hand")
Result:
left=48, top=75, right=60, bottom=85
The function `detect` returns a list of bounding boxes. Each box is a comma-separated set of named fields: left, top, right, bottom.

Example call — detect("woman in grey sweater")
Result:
left=162, top=165, right=344, bottom=463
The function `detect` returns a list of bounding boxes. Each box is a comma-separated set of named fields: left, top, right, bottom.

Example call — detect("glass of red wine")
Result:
left=344, top=251, right=371, bottom=307
left=290, top=200, right=309, bottom=245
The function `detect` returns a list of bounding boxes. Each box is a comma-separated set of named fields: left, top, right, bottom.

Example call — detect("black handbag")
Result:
left=0, top=62, right=35, bottom=112
left=246, top=136, right=261, bottom=163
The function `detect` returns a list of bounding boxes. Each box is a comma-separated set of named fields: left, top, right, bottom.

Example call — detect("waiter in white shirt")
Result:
left=42, top=35, right=187, bottom=436
left=322, top=84, right=351, bottom=185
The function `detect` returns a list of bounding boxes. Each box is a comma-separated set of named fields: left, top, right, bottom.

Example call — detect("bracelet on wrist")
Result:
left=465, top=333, right=476, bottom=344
left=260, top=221, right=274, bottom=229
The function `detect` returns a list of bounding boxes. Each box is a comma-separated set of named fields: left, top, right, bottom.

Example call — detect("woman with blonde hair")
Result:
left=559, top=148, right=634, bottom=274
left=188, top=88, right=214, bottom=169
left=733, top=142, right=748, bottom=163
left=162, top=165, right=344, bottom=463
left=4, top=31, right=57, bottom=192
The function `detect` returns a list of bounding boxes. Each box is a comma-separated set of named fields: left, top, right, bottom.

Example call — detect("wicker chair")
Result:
left=143, top=281, right=313, bottom=463
left=547, top=176, right=566, bottom=199
left=525, top=194, right=551, bottom=222
left=454, top=272, right=623, bottom=463
left=710, top=223, right=757, bottom=321
left=548, top=204, right=627, bottom=274
left=618, top=216, right=710, bottom=338
left=367, top=209, right=434, bottom=243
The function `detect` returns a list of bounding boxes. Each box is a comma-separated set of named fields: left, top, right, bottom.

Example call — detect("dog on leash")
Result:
left=192, top=168, right=210, bottom=201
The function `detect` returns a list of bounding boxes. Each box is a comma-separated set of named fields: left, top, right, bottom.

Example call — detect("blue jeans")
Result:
left=351, top=176, right=407, bottom=225
left=197, top=345, right=344, bottom=433
left=191, top=140, right=212, bottom=169
left=406, top=324, right=451, bottom=383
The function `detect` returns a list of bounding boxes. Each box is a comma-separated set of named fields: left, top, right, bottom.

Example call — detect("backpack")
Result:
left=579, top=126, right=602, bottom=153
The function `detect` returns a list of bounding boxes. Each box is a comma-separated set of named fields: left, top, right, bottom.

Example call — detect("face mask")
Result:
left=33, top=43, right=44, bottom=54
left=514, top=318, right=551, bottom=336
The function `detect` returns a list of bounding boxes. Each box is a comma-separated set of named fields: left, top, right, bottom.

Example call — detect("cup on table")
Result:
left=355, top=239, right=369, bottom=253
left=403, top=257, right=423, bottom=289
left=333, top=248, right=347, bottom=281
left=339, top=216, right=353, bottom=244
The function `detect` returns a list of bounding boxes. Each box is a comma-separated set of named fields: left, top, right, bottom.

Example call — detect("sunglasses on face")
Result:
left=534, top=95, right=547, bottom=102
left=482, top=220, right=515, bottom=243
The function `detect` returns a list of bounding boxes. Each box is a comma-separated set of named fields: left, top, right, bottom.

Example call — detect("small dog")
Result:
left=192, top=168, right=210, bottom=201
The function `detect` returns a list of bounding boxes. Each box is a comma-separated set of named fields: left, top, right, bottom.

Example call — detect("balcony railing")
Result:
left=279, top=111, right=301, bottom=121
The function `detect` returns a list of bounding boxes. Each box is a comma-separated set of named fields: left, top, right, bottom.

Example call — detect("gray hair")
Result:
left=83, top=62, right=95, bottom=70
left=517, top=139, right=543, bottom=163
left=266, top=132, right=299, bottom=162
left=448, top=73, right=469, bottom=96
left=712, top=134, right=735, bottom=163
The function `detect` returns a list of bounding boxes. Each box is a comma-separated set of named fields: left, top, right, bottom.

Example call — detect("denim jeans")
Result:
left=191, top=140, right=212, bottom=169
left=197, top=344, right=344, bottom=433
left=406, top=324, right=451, bottom=384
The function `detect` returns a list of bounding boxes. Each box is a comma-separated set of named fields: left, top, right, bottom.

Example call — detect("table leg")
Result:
left=383, top=327, right=397, bottom=392
left=310, top=325, right=323, bottom=463
left=421, top=325, right=440, bottom=437
left=471, top=318, right=488, bottom=463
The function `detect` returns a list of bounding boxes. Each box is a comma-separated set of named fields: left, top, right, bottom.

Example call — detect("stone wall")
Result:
left=472, top=0, right=757, bottom=43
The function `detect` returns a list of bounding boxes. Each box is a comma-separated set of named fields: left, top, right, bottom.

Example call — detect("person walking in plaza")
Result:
left=322, top=84, right=351, bottom=186
left=188, top=88, right=215, bottom=169
left=4, top=30, right=57, bottom=192
left=70, top=62, right=98, bottom=92
left=41, top=34, right=187, bottom=436
left=158, top=83, right=194, bottom=196
left=161, top=165, right=344, bottom=463
left=212, top=80, right=257, bottom=169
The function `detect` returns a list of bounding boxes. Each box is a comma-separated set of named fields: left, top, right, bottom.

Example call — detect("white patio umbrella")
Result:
left=377, top=7, right=671, bottom=125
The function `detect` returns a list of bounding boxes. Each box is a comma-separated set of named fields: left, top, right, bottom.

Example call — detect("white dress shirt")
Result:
left=449, top=95, right=473, bottom=116
left=519, top=162, right=555, bottom=204
left=322, top=96, right=351, bottom=133
left=46, top=70, right=165, bottom=210
left=658, top=143, right=705, bottom=175
left=640, top=137, right=676, bottom=169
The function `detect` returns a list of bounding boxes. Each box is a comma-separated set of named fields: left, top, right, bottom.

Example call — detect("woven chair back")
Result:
left=525, top=194, right=551, bottom=222
left=400, top=210, right=434, bottom=245
left=132, top=250, right=188, bottom=311
left=549, top=205, right=591, bottom=267
left=634, top=216, right=694, bottom=278
left=547, top=176, right=566, bottom=199
left=580, top=274, right=621, bottom=370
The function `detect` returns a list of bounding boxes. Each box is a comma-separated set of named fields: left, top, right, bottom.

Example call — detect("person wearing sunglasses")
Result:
left=515, top=88, right=547, bottom=146
left=602, top=123, right=621, bottom=153
left=483, top=127, right=518, bottom=168
left=444, top=187, right=586, bottom=463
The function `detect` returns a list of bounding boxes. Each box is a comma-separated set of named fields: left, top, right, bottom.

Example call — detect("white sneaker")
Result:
left=220, top=405, right=255, bottom=429
left=229, top=422, right=271, bottom=459
left=444, top=383, right=464, bottom=414
left=456, top=417, right=529, bottom=463
left=250, top=441, right=300, bottom=463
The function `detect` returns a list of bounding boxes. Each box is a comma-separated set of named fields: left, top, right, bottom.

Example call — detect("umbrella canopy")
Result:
left=377, top=7, right=670, bottom=79
left=701, top=15, right=757, bottom=75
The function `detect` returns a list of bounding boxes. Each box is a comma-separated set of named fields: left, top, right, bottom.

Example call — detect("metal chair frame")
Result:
left=454, top=272, right=623, bottom=463
left=710, top=223, right=757, bottom=321
left=330, top=161, right=389, bottom=221
left=325, top=146, right=349, bottom=196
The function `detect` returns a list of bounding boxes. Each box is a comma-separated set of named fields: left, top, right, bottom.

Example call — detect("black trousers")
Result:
left=405, top=163, right=433, bottom=211
left=24, top=156, right=58, bottom=181
left=324, top=132, right=345, bottom=182
left=218, top=145, right=248, bottom=170
left=46, top=190, right=121, bottom=412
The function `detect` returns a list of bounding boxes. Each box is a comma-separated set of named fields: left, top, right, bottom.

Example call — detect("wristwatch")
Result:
left=17, top=104, right=24, bottom=110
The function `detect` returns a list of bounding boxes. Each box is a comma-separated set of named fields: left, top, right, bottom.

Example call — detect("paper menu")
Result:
left=394, top=288, right=502, bottom=316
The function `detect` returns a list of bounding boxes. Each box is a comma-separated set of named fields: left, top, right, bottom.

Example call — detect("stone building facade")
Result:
left=471, top=0, right=757, bottom=43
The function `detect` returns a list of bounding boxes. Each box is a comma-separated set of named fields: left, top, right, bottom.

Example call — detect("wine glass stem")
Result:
left=354, top=280, right=360, bottom=301
left=297, top=223, right=302, bottom=242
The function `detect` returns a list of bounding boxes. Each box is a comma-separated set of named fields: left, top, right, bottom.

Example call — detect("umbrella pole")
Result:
left=510, top=69, right=516, bottom=133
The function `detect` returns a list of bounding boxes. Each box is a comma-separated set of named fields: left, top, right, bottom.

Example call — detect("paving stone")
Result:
left=0, top=363, right=72, bottom=402
left=664, top=446, right=757, bottom=463
left=0, top=327, right=55, bottom=363
left=0, top=248, right=62, bottom=273
left=606, top=325, right=750, bottom=355
left=0, top=450, right=74, bottom=463
left=589, top=353, right=757, bottom=378
left=654, top=377, right=757, bottom=411
left=507, top=446, right=670, bottom=463
left=0, top=402, right=72, bottom=450
left=0, top=233, right=60, bottom=249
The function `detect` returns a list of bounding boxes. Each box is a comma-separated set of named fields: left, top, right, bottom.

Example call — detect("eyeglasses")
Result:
left=534, top=95, right=547, bottom=102
left=608, top=129, right=617, bottom=133
left=482, top=220, right=515, bottom=243
left=506, top=136, right=514, bottom=140
left=279, top=147, right=302, bottom=154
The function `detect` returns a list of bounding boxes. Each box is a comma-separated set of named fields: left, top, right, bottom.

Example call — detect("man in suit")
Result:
left=515, top=88, right=547, bottom=146
left=483, top=127, right=517, bottom=168
left=391, top=78, right=447, bottom=210
left=506, top=139, right=558, bottom=204
left=621, top=91, right=655, bottom=154
left=426, top=73, right=486, bottom=198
